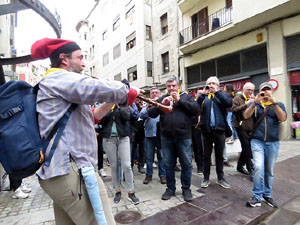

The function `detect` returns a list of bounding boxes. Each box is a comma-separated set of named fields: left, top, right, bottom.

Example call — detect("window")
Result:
left=187, top=65, right=200, bottom=84
left=217, top=53, right=240, bottom=77
left=160, top=13, right=168, bottom=35
left=103, top=52, right=109, bottom=67
left=90, top=45, right=95, bottom=58
left=114, top=73, right=121, bottom=81
left=147, top=61, right=152, bottom=77
left=102, top=29, right=108, bottom=40
left=146, top=25, right=152, bottom=40
left=90, top=65, right=95, bottom=76
left=126, top=5, right=135, bottom=19
left=113, top=15, right=120, bottom=31
left=91, top=24, right=95, bottom=39
left=126, top=31, right=136, bottom=50
left=162, top=52, right=169, bottom=73
left=84, top=32, right=87, bottom=40
left=113, top=43, right=121, bottom=59
left=127, top=65, right=137, bottom=82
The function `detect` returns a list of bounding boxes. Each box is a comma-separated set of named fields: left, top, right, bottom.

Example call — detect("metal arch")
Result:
left=0, top=0, right=62, bottom=66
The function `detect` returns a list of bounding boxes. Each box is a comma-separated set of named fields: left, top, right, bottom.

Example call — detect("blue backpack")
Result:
left=0, top=81, right=76, bottom=179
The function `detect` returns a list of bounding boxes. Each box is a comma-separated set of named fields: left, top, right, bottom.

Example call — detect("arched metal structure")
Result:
left=0, top=0, right=62, bottom=84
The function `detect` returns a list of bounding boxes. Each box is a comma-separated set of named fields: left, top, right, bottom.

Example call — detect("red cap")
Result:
left=31, top=38, right=81, bottom=60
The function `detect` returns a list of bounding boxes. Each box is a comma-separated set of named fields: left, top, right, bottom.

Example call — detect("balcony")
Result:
left=179, top=7, right=232, bottom=46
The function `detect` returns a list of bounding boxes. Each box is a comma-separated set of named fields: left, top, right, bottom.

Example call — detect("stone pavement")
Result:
left=0, top=140, right=299, bottom=225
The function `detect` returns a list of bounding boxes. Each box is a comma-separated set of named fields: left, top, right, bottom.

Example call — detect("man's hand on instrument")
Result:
left=162, top=96, right=173, bottom=105
left=171, top=91, right=180, bottom=102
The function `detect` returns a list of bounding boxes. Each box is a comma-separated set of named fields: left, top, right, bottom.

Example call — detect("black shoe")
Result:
left=138, top=167, right=145, bottom=174
left=263, top=197, right=279, bottom=208
left=161, top=189, right=175, bottom=200
left=217, top=178, right=231, bottom=189
left=114, top=192, right=121, bottom=203
left=175, top=165, right=181, bottom=172
left=160, top=176, right=166, bottom=184
left=143, top=176, right=152, bottom=184
left=128, top=192, right=139, bottom=205
left=201, top=179, right=210, bottom=188
left=237, top=166, right=250, bottom=175
left=197, top=167, right=203, bottom=175
left=246, top=197, right=261, bottom=207
left=182, top=189, right=193, bottom=202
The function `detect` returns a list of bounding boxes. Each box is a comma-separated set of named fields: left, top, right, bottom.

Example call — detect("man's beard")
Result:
left=69, top=62, right=82, bottom=73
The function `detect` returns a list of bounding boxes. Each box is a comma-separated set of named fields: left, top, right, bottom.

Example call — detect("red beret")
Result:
left=31, top=38, right=81, bottom=60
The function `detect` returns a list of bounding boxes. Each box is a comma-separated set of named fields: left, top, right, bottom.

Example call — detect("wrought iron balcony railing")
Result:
left=179, top=6, right=232, bottom=46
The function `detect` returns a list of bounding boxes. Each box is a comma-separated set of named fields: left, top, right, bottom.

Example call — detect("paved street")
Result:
left=0, top=140, right=299, bottom=225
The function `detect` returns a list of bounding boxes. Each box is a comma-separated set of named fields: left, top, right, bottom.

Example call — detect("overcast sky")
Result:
left=15, top=0, right=95, bottom=56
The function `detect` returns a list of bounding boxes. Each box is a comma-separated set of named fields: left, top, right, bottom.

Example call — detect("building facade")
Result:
left=0, top=0, right=16, bottom=81
left=178, top=0, right=300, bottom=139
left=77, top=0, right=180, bottom=93
left=77, top=0, right=154, bottom=91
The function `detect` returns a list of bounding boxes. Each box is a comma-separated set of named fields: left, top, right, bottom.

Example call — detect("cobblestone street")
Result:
left=0, top=140, right=300, bottom=225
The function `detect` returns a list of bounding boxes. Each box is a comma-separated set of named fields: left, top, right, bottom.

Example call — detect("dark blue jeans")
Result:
left=145, top=137, right=166, bottom=177
left=161, top=136, right=193, bottom=192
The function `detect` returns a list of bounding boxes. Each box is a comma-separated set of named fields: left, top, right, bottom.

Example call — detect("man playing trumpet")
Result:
left=148, top=76, right=200, bottom=202
left=244, top=82, right=286, bottom=208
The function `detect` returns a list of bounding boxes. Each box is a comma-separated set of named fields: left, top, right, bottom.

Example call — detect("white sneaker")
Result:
left=143, top=164, right=146, bottom=169
left=153, top=162, right=157, bottom=168
left=99, top=169, right=107, bottom=177
left=12, top=187, right=29, bottom=199
left=21, top=182, right=32, bottom=193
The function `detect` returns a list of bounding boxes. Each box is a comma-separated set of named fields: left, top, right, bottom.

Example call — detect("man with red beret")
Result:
left=31, top=38, right=140, bottom=225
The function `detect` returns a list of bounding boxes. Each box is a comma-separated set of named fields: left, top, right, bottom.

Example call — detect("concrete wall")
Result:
left=233, top=0, right=290, bottom=23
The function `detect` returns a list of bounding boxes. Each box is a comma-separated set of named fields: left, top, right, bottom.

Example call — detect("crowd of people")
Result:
left=1, top=37, right=287, bottom=225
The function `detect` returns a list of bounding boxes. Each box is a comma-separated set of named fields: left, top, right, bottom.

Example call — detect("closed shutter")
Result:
left=286, top=34, right=300, bottom=71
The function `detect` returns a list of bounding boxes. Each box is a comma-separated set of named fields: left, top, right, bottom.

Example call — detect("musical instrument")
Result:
left=136, top=95, right=173, bottom=114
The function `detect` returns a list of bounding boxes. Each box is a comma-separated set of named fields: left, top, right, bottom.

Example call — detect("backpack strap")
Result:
left=250, top=105, right=271, bottom=137
left=43, top=103, right=78, bottom=166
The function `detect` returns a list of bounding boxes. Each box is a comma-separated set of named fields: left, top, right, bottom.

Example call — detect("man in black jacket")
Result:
left=197, top=76, right=232, bottom=189
left=148, top=76, right=200, bottom=202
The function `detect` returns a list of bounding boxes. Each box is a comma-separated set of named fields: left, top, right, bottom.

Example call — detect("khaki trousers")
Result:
left=39, top=161, right=115, bottom=225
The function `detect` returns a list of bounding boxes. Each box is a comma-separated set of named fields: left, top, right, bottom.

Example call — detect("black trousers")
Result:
left=97, top=135, right=104, bottom=170
left=191, top=127, right=203, bottom=170
left=201, top=130, right=225, bottom=180
left=9, top=176, right=22, bottom=191
left=236, top=128, right=253, bottom=172
left=131, top=140, right=145, bottom=168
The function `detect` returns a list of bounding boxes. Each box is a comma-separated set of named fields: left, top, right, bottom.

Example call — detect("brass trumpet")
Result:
left=136, top=95, right=173, bottom=114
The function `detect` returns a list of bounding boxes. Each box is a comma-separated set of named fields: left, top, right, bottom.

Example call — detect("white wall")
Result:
left=233, top=0, right=289, bottom=23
